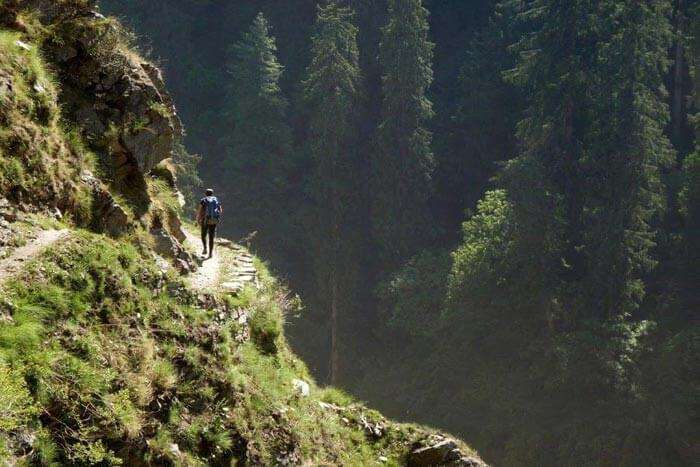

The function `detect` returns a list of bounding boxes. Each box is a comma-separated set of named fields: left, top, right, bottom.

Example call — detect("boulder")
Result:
left=141, top=62, right=184, bottom=137
left=292, top=379, right=310, bottom=397
left=409, top=440, right=458, bottom=466
left=150, top=227, right=195, bottom=274
left=408, top=438, right=486, bottom=467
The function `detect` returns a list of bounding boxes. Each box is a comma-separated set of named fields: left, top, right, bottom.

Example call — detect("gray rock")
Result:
left=0, top=209, right=18, bottom=223
left=292, top=379, right=310, bottom=397
left=53, top=45, right=78, bottom=62
left=151, top=227, right=179, bottom=258
left=14, top=40, right=31, bottom=51
left=409, top=439, right=473, bottom=467
left=75, top=104, right=105, bottom=136
left=448, top=457, right=486, bottom=467
left=175, top=190, right=186, bottom=208
left=150, top=228, right=195, bottom=273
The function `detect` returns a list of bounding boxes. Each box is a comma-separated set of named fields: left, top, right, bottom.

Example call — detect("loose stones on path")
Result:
left=220, top=243, right=260, bottom=295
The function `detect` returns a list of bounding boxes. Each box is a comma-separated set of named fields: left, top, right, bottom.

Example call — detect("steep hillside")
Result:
left=0, top=1, right=485, bottom=465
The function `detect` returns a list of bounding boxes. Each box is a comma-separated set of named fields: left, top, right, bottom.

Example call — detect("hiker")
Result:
left=197, top=188, right=222, bottom=258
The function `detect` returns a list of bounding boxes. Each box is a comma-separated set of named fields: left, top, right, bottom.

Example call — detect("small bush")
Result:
left=150, top=359, right=177, bottom=390
left=103, top=390, right=143, bottom=439
left=249, top=298, right=283, bottom=355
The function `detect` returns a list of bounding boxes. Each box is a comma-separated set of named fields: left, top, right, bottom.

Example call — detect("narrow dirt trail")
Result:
left=0, top=229, right=70, bottom=282
left=184, top=229, right=220, bottom=291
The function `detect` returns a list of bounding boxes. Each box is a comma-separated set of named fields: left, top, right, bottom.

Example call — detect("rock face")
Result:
left=42, top=6, right=183, bottom=180
left=408, top=436, right=487, bottom=467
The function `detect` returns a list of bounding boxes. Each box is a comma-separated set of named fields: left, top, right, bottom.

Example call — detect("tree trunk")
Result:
left=672, top=0, right=685, bottom=142
left=329, top=264, right=339, bottom=385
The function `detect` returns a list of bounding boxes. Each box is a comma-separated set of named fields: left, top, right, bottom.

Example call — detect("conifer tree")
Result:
left=371, top=0, right=435, bottom=266
left=504, top=0, right=674, bottom=387
left=221, top=12, right=292, bottom=244
left=303, top=1, right=362, bottom=384
left=684, top=2, right=700, bottom=265
left=582, top=0, right=674, bottom=316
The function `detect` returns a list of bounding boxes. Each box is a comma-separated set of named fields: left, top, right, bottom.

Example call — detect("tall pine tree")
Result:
left=221, top=12, right=293, bottom=247
left=581, top=0, right=674, bottom=318
left=371, top=0, right=435, bottom=267
left=504, top=0, right=674, bottom=391
left=303, top=1, right=362, bottom=384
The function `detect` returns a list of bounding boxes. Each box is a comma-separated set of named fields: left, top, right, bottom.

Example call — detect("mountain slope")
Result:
left=0, top=1, right=485, bottom=465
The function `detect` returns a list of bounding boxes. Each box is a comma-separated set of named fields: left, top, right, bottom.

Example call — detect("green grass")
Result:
left=0, top=229, right=452, bottom=465
left=0, top=29, right=93, bottom=223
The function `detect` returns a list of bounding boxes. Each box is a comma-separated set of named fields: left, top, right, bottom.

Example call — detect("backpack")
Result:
left=203, top=196, right=221, bottom=225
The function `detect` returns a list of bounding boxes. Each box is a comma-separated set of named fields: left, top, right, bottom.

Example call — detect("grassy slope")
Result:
left=0, top=230, right=445, bottom=465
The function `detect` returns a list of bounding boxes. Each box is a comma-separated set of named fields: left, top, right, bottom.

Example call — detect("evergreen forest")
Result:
left=99, top=1, right=700, bottom=464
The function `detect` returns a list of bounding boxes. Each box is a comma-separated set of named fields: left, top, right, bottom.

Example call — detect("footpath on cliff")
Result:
left=183, top=227, right=260, bottom=295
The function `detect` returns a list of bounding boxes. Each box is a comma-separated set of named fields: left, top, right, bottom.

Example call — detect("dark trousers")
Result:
left=201, top=223, right=216, bottom=254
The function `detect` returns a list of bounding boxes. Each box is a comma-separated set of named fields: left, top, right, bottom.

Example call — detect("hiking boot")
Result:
left=202, top=249, right=208, bottom=256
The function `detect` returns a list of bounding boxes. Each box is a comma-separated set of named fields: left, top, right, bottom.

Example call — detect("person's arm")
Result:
left=196, top=203, right=204, bottom=224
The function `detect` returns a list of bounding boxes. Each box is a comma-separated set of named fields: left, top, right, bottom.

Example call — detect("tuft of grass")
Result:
left=102, top=390, right=143, bottom=439
left=249, top=295, right=284, bottom=355
left=319, top=387, right=357, bottom=407
left=150, top=358, right=178, bottom=391
left=149, top=101, right=172, bottom=119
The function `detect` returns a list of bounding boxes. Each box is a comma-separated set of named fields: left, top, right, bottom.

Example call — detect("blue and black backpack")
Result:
left=203, top=196, right=221, bottom=225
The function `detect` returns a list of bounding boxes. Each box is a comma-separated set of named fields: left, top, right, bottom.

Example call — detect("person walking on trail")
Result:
left=197, top=188, right=222, bottom=259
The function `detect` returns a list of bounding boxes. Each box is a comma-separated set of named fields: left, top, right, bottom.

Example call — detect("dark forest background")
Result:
left=100, top=1, right=699, bottom=465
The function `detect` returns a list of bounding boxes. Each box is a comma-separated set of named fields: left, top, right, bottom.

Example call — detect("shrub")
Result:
left=249, top=297, right=283, bottom=355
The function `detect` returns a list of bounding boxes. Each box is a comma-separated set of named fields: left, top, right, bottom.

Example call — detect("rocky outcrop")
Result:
left=81, top=171, right=129, bottom=237
left=41, top=5, right=183, bottom=181
left=408, top=436, right=486, bottom=467
left=314, top=402, right=487, bottom=466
